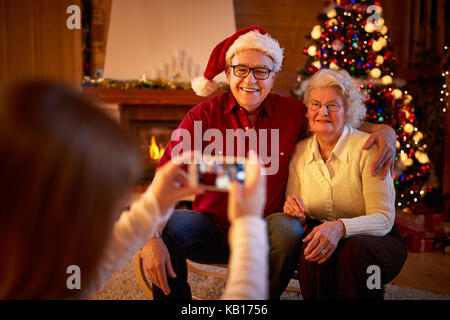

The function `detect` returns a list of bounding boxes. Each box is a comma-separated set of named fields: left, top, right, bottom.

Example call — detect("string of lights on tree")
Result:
left=292, top=0, right=433, bottom=208
left=441, top=45, right=449, bottom=113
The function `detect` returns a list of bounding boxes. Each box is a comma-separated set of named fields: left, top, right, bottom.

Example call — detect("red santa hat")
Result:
left=191, top=25, right=284, bottom=96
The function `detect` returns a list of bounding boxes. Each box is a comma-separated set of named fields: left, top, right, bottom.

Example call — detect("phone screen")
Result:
left=196, top=161, right=245, bottom=190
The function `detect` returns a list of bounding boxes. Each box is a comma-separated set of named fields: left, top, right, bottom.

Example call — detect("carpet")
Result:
left=92, top=257, right=450, bottom=300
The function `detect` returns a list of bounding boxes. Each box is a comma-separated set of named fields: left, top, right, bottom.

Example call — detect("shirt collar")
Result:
left=307, top=136, right=321, bottom=164
left=331, top=125, right=350, bottom=163
left=307, top=125, right=350, bottom=164
left=224, top=91, right=237, bottom=115
left=223, top=91, right=274, bottom=118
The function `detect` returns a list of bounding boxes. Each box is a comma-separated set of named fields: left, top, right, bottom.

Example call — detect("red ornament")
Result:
left=308, top=66, right=318, bottom=74
left=384, top=50, right=393, bottom=60
left=385, top=92, right=393, bottom=100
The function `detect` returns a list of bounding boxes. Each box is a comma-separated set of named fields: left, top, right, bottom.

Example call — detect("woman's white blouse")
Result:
left=286, top=126, right=395, bottom=238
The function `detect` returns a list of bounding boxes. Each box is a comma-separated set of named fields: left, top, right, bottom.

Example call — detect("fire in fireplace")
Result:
left=129, top=120, right=179, bottom=184
left=149, top=135, right=165, bottom=160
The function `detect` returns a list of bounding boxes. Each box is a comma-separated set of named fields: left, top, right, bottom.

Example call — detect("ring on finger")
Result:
left=321, top=249, right=328, bottom=256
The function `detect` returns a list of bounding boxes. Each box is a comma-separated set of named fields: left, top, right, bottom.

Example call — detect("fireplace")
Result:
left=129, top=119, right=178, bottom=184
left=82, top=88, right=222, bottom=188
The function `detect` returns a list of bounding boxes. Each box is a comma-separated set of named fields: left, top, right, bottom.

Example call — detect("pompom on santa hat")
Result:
left=191, top=25, right=284, bottom=96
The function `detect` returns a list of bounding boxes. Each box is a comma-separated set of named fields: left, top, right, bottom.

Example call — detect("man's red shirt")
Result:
left=158, top=91, right=307, bottom=232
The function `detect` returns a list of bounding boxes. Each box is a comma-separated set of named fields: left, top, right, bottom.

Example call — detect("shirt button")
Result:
left=280, top=152, right=284, bottom=156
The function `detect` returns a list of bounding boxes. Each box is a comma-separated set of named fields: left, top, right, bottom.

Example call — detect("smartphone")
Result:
left=188, top=156, right=246, bottom=192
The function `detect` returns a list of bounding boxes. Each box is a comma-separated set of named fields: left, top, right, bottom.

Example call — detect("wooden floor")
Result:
left=390, top=250, right=450, bottom=295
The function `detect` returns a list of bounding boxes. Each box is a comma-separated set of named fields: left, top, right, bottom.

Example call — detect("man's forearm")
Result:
left=358, top=121, right=385, bottom=134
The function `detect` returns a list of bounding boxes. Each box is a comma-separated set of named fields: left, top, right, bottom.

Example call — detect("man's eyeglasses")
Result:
left=230, top=65, right=272, bottom=80
left=307, top=100, right=342, bottom=112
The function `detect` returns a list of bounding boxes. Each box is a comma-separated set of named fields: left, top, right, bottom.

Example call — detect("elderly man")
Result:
left=142, top=26, right=396, bottom=300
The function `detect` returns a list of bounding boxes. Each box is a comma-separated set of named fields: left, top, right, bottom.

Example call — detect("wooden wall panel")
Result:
left=234, top=0, right=324, bottom=96
left=379, top=0, right=412, bottom=74
left=0, top=0, right=82, bottom=87
left=90, top=0, right=113, bottom=77
left=0, top=0, right=6, bottom=83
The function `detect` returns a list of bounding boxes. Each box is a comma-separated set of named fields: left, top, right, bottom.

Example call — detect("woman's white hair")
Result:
left=304, top=69, right=367, bottom=128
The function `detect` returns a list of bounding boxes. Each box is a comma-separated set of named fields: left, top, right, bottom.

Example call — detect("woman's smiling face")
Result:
left=307, top=87, right=346, bottom=140
left=226, top=49, right=276, bottom=113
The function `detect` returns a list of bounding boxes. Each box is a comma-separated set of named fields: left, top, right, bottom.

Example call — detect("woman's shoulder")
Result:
left=348, top=127, right=375, bottom=149
left=295, top=135, right=313, bottom=149
left=349, top=127, right=370, bottom=141
left=347, top=127, right=379, bottom=162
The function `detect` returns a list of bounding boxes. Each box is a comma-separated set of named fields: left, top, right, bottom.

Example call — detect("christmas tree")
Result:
left=292, top=0, right=431, bottom=209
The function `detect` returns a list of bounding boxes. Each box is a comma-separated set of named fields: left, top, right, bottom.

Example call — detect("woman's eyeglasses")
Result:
left=307, top=100, right=342, bottom=112
left=231, top=65, right=272, bottom=80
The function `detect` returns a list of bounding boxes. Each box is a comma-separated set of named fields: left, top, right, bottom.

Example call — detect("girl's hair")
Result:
left=304, top=68, right=367, bottom=128
left=0, top=80, right=141, bottom=299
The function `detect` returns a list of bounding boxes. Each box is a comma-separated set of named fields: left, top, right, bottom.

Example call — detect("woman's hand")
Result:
left=362, top=124, right=396, bottom=179
left=149, top=153, right=204, bottom=218
left=283, top=194, right=307, bottom=224
left=303, top=220, right=346, bottom=264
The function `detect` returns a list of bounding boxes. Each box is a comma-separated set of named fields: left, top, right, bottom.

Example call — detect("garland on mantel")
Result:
left=81, top=76, right=230, bottom=91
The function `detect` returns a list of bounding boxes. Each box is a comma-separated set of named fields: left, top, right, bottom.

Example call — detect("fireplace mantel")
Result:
left=82, top=88, right=225, bottom=131
left=82, top=88, right=223, bottom=106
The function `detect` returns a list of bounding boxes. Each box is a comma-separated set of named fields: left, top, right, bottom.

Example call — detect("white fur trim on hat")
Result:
left=225, top=30, right=284, bottom=72
left=191, top=76, right=218, bottom=97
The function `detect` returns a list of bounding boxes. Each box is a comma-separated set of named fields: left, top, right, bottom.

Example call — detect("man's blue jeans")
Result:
left=152, top=210, right=303, bottom=300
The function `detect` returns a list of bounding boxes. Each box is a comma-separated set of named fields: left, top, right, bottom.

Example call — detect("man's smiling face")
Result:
left=226, top=49, right=276, bottom=114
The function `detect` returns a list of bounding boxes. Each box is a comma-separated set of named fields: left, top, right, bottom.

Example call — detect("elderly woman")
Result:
left=284, top=69, right=407, bottom=300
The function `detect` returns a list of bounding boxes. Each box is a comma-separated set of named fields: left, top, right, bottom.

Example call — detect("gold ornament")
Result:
left=327, top=8, right=337, bottom=18
left=400, top=152, right=413, bottom=167
left=381, top=75, right=392, bottom=85
left=372, top=40, right=383, bottom=52
left=311, top=25, right=322, bottom=39
left=308, top=45, right=317, bottom=56
left=392, top=89, right=403, bottom=99
left=403, top=94, right=413, bottom=104
left=413, top=132, right=423, bottom=142
left=327, top=19, right=338, bottom=27
left=370, top=68, right=382, bottom=78
left=414, top=151, right=430, bottom=164
left=329, top=62, right=339, bottom=70
left=403, top=123, right=414, bottom=134
left=377, top=37, right=387, bottom=48
left=312, top=60, right=321, bottom=68
left=364, top=22, right=375, bottom=33
left=376, top=55, right=384, bottom=65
